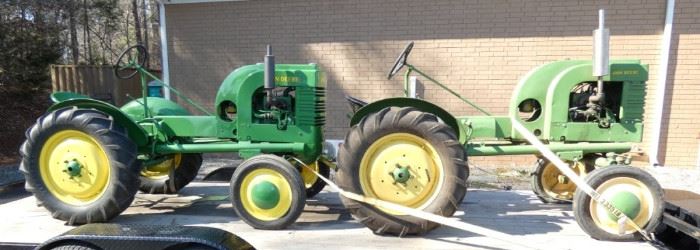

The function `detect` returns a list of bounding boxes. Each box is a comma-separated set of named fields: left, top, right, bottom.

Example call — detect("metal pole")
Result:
left=159, top=1, right=171, bottom=100
left=650, top=0, right=675, bottom=167
left=409, top=65, right=492, bottom=116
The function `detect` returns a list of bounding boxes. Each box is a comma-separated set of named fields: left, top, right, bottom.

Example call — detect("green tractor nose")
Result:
left=251, top=181, right=280, bottom=209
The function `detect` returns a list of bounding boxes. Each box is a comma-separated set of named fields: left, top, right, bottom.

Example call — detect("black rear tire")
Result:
left=20, top=107, right=140, bottom=225
left=337, top=107, right=468, bottom=236
left=139, top=153, right=203, bottom=194
left=573, top=166, right=664, bottom=241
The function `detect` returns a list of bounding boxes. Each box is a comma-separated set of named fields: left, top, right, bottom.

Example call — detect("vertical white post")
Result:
left=696, top=133, right=700, bottom=169
left=159, top=1, right=171, bottom=100
left=696, top=145, right=700, bottom=169
left=409, top=76, right=418, bottom=98
left=649, top=0, right=675, bottom=167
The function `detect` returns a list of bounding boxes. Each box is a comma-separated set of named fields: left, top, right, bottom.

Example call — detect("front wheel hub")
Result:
left=251, top=180, right=280, bottom=210
left=605, top=191, right=642, bottom=221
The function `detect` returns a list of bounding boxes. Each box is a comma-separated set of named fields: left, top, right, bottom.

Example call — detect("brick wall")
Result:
left=165, top=0, right=700, bottom=168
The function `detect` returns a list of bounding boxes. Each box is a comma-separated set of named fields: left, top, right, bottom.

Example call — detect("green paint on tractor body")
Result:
left=350, top=59, right=648, bottom=162
left=49, top=56, right=325, bottom=166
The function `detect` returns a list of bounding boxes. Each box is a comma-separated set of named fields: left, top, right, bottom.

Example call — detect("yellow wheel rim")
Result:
left=240, top=168, right=293, bottom=221
left=590, top=177, right=654, bottom=235
left=540, top=161, right=587, bottom=200
left=359, top=133, right=444, bottom=215
left=39, top=130, right=110, bottom=205
left=141, top=154, right=182, bottom=179
left=300, top=161, right=319, bottom=189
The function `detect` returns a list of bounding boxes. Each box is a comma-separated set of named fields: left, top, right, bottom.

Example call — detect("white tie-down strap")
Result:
left=297, top=162, right=537, bottom=250
left=509, top=118, right=652, bottom=241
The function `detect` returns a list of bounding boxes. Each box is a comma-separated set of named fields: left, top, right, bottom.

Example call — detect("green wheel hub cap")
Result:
left=392, top=166, right=411, bottom=184
left=64, top=160, right=82, bottom=177
left=605, top=191, right=641, bottom=221
left=251, top=180, right=280, bottom=209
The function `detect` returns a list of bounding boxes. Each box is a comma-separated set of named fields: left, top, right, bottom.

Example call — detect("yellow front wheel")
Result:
left=337, top=107, right=468, bottom=236
left=19, top=107, right=140, bottom=224
left=573, top=166, right=664, bottom=241
left=293, top=159, right=331, bottom=198
left=139, top=153, right=203, bottom=194
left=230, top=154, right=305, bottom=230
left=531, top=157, right=592, bottom=203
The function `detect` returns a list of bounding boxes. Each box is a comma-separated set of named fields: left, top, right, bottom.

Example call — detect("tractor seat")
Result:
left=345, top=95, right=368, bottom=113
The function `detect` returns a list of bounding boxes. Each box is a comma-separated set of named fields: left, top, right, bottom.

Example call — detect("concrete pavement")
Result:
left=0, top=181, right=655, bottom=250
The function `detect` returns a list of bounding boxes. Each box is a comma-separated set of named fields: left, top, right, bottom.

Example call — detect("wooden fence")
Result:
left=50, top=65, right=161, bottom=106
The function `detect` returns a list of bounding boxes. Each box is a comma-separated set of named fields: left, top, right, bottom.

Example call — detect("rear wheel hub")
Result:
left=64, top=160, right=83, bottom=177
left=392, top=165, right=411, bottom=184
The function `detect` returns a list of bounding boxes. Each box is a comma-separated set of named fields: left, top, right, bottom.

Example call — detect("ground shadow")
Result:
left=115, top=184, right=364, bottom=231
left=429, top=189, right=571, bottom=238
left=0, top=183, right=31, bottom=204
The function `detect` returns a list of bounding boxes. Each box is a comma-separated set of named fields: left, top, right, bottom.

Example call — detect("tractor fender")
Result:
left=120, top=97, right=191, bottom=121
left=349, top=97, right=466, bottom=143
left=48, top=99, right=149, bottom=147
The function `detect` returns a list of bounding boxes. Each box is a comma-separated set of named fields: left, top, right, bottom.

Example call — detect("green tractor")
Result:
left=336, top=37, right=664, bottom=239
left=20, top=45, right=330, bottom=229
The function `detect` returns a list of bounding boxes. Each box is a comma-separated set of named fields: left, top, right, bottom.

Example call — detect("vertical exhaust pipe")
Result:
left=591, top=9, right=609, bottom=106
left=264, top=45, right=275, bottom=105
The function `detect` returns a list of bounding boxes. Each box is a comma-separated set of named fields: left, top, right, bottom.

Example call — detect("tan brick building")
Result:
left=160, top=0, right=700, bottom=168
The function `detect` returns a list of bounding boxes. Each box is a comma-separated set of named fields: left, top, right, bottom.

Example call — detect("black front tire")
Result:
left=337, top=107, right=468, bottom=236
left=230, top=154, right=306, bottom=230
left=573, top=166, right=664, bottom=241
left=19, top=107, right=140, bottom=225
left=139, top=153, right=203, bottom=194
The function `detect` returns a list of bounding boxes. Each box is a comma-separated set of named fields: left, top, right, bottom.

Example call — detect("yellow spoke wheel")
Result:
left=230, top=155, right=305, bottom=230
left=573, top=166, right=664, bottom=241
left=360, top=133, right=444, bottom=215
left=294, top=159, right=331, bottom=198
left=300, top=161, right=320, bottom=190
left=39, top=130, right=111, bottom=205
left=141, top=154, right=182, bottom=179
left=532, top=158, right=591, bottom=203
left=139, top=153, right=203, bottom=194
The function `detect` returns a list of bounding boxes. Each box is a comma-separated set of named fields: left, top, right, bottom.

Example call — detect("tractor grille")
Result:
left=296, top=87, right=325, bottom=126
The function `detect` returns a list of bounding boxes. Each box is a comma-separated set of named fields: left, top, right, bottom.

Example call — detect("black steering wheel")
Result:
left=114, top=44, right=149, bottom=79
left=387, top=41, right=414, bottom=80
